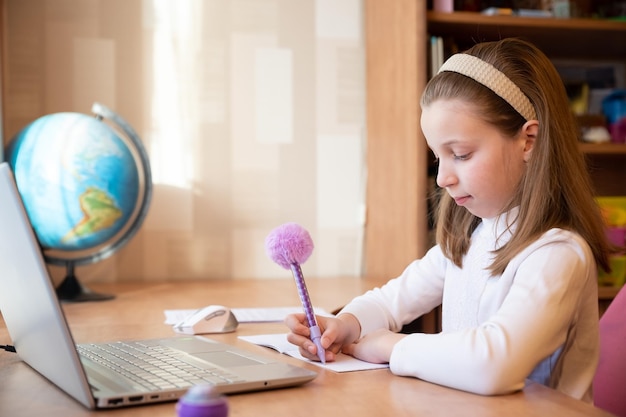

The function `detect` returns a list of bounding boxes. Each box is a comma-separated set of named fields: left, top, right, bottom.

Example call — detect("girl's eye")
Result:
left=453, top=153, right=470, bottom=161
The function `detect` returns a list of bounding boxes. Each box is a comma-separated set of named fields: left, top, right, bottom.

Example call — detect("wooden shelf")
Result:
left=580, top=143, right=626, bottom=155
left=598, top=286, right=622, bottom=315
left=598, top=286, right=622, bottom=300
left=427, top=11, right=626, bottom=60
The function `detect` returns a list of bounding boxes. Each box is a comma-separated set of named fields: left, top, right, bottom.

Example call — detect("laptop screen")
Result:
left=0, top=162, right=96, bottom=408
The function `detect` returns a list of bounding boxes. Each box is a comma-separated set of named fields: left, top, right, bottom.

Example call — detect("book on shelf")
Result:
left=429, top=35, right=444, bottom=78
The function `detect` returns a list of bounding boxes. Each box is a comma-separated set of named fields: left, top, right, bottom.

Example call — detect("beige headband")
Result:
left=438, top=54, right=537, bottom=121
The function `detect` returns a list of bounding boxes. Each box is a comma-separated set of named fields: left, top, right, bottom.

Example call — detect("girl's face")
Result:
left=421, top=99, right=533, bottom=219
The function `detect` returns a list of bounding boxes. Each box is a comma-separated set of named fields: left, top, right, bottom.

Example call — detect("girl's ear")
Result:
left=521, top=120, right=538, bottom=162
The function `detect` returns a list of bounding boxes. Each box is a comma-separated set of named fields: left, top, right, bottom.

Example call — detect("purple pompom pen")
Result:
left=265, top=223, right=325, bottom=364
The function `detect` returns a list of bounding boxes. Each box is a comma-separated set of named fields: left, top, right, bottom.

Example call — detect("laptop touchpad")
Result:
left=193, top=351, right=265, bottom=367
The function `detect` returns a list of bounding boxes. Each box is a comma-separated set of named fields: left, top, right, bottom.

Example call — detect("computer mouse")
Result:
left=173, top=305, right=239, bottom=335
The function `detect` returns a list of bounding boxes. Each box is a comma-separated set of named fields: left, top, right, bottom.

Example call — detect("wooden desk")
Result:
left=0, top=279, right=615, bottom=417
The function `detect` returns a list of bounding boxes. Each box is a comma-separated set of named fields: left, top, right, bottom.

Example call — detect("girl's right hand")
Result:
left=284, top=312, right=361, bottom=362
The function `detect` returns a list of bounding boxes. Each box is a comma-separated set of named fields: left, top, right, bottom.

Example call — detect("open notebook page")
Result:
left=238, top=333, right=389, bottom=373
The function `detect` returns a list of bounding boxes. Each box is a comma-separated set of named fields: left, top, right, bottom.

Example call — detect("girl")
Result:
left=285, top=38, right=613, bottom=402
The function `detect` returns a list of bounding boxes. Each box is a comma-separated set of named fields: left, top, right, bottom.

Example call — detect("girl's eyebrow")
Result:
left=440, top=139, right=468, bottom=148
left=427, top=139, right=459, bottom=154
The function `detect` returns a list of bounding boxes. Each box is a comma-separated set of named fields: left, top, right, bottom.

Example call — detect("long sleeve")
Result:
left=341, top=222, right=599, bottom=401
left=340, top=245, right=448, bottom=336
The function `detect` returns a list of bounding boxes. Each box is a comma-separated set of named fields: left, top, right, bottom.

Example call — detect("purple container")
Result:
left=176, top=385, right=229, bottom=417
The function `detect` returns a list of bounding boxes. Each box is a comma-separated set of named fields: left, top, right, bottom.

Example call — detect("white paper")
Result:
left=238, top=333, right=389, bottom=373
left=164, top=306, right=333, bottom=325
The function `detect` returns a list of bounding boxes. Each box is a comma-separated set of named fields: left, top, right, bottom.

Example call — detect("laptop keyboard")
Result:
left=77, top=341, right=241, bottom=392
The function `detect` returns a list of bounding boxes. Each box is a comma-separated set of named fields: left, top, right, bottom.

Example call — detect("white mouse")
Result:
left=173, top=305, right=239, bottom=335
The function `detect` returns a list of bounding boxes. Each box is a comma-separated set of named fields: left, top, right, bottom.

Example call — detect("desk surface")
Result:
left=0, top=278, right=615, bottom=417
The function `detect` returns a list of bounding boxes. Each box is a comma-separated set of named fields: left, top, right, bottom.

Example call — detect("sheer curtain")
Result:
left=2, top=0, right=366, bottom=283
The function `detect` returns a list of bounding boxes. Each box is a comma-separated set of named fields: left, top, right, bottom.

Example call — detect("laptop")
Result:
left=0, top=162, right=317, bottom=409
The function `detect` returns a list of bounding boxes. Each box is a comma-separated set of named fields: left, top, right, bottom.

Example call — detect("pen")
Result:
left=289, top=262, right=325, bottom=364
left=265, top=222, right=325, bottom=363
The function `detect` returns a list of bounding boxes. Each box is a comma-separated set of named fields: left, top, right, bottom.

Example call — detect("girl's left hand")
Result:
left=341, top=328, right=406, bottom=364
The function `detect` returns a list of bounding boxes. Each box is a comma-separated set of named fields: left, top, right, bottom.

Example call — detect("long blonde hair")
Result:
left=421, top=38, right=612, bottom=275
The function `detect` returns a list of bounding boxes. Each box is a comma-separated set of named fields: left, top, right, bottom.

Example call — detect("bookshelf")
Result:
left=427, top=11, right=626, bottom=60
left=364, top=2, right=626, bottom=331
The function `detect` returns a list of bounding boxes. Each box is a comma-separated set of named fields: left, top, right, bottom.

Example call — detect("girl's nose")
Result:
left=436, top=162, right=457, bottom=189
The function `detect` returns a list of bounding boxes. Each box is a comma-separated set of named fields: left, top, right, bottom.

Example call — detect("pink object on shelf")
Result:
left=433, top=0, right=454, bottom=12
left=606, top=227, right=626, bottom=247
left=609, top=118, right=626, bottom=144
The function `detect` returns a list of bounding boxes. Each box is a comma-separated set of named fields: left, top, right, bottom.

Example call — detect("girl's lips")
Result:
left=454, top=195, right=470, bottom=205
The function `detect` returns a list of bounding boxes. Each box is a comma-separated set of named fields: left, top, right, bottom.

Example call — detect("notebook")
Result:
left=0, top=162, right=317, bottom=409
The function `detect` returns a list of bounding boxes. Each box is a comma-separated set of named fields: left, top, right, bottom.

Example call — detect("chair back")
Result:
left=594, top=285, right=626, bottom=417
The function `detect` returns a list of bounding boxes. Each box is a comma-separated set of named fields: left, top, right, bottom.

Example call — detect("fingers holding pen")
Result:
left=285, top=313, right=338, bottom=362
left=284, top=312, right=309, bottom=333
left=285, top=315, right=321, bottom=361
left=285, top=313, right=315, bottom=348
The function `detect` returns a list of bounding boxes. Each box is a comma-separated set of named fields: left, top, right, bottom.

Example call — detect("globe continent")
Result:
left=6, top=112, right=140, bottom=251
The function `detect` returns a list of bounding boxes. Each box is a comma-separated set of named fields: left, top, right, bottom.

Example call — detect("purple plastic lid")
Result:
left=176, top=400, right=228, bottom=417
left=176, top=385, right=229, bottom=417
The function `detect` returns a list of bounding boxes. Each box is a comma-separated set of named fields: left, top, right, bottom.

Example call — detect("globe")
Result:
left=5, top=103, right=152, bottom=302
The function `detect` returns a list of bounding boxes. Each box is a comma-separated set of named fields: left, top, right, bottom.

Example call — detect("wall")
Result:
left=2, top=0, right=366, bottom=284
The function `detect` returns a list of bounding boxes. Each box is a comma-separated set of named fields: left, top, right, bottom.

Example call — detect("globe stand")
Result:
left=55, top=260, right=115, bottom=302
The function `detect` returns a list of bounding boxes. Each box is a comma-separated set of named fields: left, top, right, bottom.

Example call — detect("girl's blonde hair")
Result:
left=421, top=38, right=612, bottom=275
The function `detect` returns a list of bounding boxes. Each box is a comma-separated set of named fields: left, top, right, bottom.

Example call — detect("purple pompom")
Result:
left=265, top=223, right=314, bottom=269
